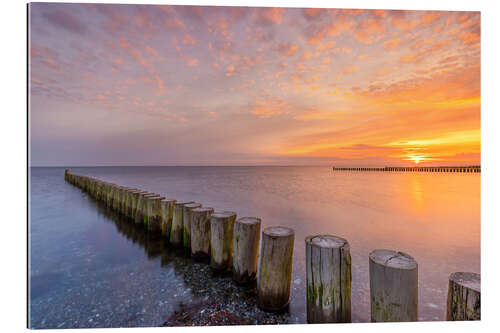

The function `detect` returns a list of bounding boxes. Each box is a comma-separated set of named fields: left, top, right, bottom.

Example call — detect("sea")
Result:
left=28, top=166, right=480, bottom=328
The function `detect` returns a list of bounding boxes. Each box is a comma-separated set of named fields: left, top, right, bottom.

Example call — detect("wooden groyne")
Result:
left=63, top=169, right=480, bottom=323
left=333, top=166, right=481, bottom=173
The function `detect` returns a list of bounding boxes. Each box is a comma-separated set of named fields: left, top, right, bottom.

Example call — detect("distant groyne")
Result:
left=333, top=166, right=481, bottom=173
left=63, top=169, right=480, bottom=323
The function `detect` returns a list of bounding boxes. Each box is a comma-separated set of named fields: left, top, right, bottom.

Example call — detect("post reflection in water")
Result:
left=92, top=196, right=296, bottom=325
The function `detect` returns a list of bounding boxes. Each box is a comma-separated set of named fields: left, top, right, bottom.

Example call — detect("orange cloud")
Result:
left=382, top=39, right=401, bottom=50
left=248, top=96, right=288, bottom=118
left=421, top=12, right=441, bottom=26
left=186, top=57, right=198, bottom=67
left=354, top=18, right=385, bottom=44
left=339, top=65, right=359, bottom=75
left=390, top=11, right=420, bottom=31
left=305, top=14, right=354, bottom=44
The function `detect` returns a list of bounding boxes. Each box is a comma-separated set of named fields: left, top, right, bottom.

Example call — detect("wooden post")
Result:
left=122, top=189, right=136, bottom=218
left=183, top=203, right=202, bottom=249
left=170, top=201, right=194, bottom=246
left=135, top=193, right=156, bottom=224
left=305, top=235, right=351, bottom=323
left=142, top=194, right=160, bottom=225
left=446, top=272, right=480, bottom=321
left=190, top=207, right=214, bottom=261
left=233, top=217, right=261, bottom=284
left=147, top=197, right=165, bottom=232
left=126, top=190, right=141, bottom=218
left=258, top=226, right=294, bottom=312
left=369, top=249, right=418, bottom=322
left=160, top=199, right=176, bottom=239
left=131, top=191, right=148, bottom=221
left=210, top=211, right=237, bottom=271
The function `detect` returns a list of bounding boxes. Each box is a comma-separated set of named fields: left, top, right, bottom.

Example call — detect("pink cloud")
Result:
left=305, top=14, right=353, bottom=44
left=186, top=57, right=198, bottom=67
left=248, top=96, right=289, bottom=118
left=276, top=42, right=299, bottom=57
left=253, top=7, right=284, bottom=25
left=339, top=65, right=359, bottom=75
left=164, top=16, right=186, bottom=31
left=43, top=9, right=87, bottom=35
left=302, top=8, right=325, bottom=21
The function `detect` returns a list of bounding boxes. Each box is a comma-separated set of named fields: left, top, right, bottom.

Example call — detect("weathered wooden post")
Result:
left=210, top=211, right=237, bottom=271
left=305, top=235, right=351, bottom=323
left=131, top=191, right=147, bottom=221
left=125, top=189, right=141, bottom=218
left=183, top=203, right=202, bottom=249
left=446, top=272, right=480, bottom=320
left=122, top=188, right=133, bottom=217
left=190, top=207, right=215, bottom=261
left=160, top=199, right=176, bottom=239
left=369, top=249, right=418, bottom=322
left=170, top=201, right=194, bottom=246
left=147, top=197, right=165, bottom=232
left=113, top=186, right=124, bottom=212
left=258, top=226, right=295, bottom=312
left=135, top=193, right=157, bottom=224
left=233, top=217, right=261, bottom=284
left=141, top=194, right=160, bottom=225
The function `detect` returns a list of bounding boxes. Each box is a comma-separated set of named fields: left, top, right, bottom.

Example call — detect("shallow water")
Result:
left=29, top=166, right=480, bottom=328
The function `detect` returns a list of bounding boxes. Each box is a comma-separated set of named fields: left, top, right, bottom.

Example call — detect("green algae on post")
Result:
left=210, top=211, right=237, bottom=271
left=257, top=226, right=294, bottom=312
left=305, top=235, right=351, bottom=323
left=446, top=272, right=480, bottom=320
left=183, top=203, right=202, bottom=249
left=170, top=201, right=194, bottom=247
left=233, top=217, right=261, bottom=285
left=369, top=249, right=418, bottom=322
left=190, top=207, right=214, bottom=261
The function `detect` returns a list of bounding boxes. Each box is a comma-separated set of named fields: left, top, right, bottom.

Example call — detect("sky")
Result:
left=29, top=3, right=480, bottom=166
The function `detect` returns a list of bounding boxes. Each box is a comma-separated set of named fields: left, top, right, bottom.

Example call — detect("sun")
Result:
left=403, top=153, right=436, bottom=164
left=411, top=157, right=422, bottom=164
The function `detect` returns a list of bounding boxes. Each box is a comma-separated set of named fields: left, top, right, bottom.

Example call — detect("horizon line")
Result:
left=29, top=164, right=482, bottom=168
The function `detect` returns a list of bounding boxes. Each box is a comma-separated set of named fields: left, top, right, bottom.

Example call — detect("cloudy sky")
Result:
left=29, top=3, right=480, bottom=166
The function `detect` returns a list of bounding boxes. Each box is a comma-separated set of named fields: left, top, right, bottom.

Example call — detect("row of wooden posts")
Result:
left=64, top=170, right=480, bottom=323
left=333, top=166, right=481, bottom=173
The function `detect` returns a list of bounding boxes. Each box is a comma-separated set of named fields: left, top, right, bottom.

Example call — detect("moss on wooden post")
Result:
left=135, top=193, right=157, bottom=224
left=170, top=201, right=194, bottom=246
left=190, top=207, right=214, bottom=261
left=147, top=197, right=165, bottom=233
left=210, top=211, right=237, bottom=271
left=446, top=272, right=480, bottom=321
left=305, top=235, right=351, bottom=323
left=258, top=226, right=294, bottom=312
left=233, top=217, right=261, bottom=284
left=369, top=249, right=418, bottom=322
left=160, top=199, right=176, bottom=240
left=125, top=190, right=141, bottom=218
left=142, top=194, right=160, bottom=226
left=131, top=191, right=148, bottom=220
left=122, top=189, right=136, bottom=218
left=183, top=203, right=202, bottom=249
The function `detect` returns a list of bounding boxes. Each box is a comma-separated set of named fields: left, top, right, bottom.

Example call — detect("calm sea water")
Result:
left=29, top=166, right=480, bottom=328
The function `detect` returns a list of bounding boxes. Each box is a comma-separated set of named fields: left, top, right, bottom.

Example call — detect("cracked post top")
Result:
left=369, top=249, right=417, bottom=270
